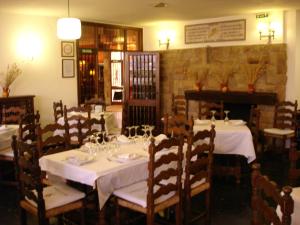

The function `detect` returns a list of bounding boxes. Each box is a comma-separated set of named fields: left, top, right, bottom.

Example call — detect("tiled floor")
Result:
left=0, top=151, right=289, bottom=225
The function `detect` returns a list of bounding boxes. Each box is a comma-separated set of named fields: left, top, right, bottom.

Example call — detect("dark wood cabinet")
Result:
left=77, top=22, right=143, bottom=105
left=123, top=52, right=160, bottom=130
left=0, top=95, right=35, bottom=123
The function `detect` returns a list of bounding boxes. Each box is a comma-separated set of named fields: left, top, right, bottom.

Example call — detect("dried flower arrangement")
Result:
left=244, top=56, right=266, bottom=85
left=195, top=65, right=210, bottom=91
left=0, top=63, right=22, bottom=88
left=213, top=63, right=236, bottom=88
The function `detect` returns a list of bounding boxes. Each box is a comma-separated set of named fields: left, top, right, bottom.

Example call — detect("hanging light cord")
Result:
left=67, top=0, right=70, bottom=17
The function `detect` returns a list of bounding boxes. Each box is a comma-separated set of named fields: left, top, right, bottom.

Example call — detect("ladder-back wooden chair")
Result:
left=251, top=163, right=294, bottom=225
left=248, top=106, right=261, bottom=156
left=198, top=101, right=224, bottom=120
left=113, top=136, right=184, bottom=225
left=163, top=113, right=193, bottom=139
left=184, top=125, right=215, bottom=225
left=12, top=135, right=86, bottom=225
left=172, top=94, right=186, bottom=116
left=263, top=100, right=297, bottom=153
left=53, top=100, right=63, bottom=122
left=289, top=144, right=300, bottom=186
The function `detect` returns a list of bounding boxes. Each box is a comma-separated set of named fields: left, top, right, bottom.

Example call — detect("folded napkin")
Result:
left=0, top=125, right=7, bottom=131
left=229, top=120, right=246, bottom=126
left=194, top=119, right=210, bottom=125
left=109, top=153, right=141, bottom=163
left=155, top=134, right=168, bottom=143
left=65, top=155, right=95, bottom=166
left=117, top=135, right=130, bottom=143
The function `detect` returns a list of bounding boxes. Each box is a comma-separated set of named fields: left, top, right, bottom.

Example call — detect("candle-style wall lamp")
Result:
left=158, top=38, right=170, bottom=50
left=256, top=12, right=280, bottom=44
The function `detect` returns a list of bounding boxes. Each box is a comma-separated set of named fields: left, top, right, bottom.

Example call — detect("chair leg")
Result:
left=80, top=207, right=86, bottom=225
left=20, top=208, right=27, bottom=225
left=146, top=212, right=154, bottom=225
left=115, top=198, right=121, bottom=225
left=205, top=190, right=211, bottom=225
left=184, top=196, right=191, bottom=225
left=175, top=202, right=182, bottom=225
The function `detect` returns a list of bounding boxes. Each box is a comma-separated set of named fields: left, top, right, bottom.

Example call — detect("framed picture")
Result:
left=61, top=41, right=74, bottom=57
left=62, top=59, right=75, bottom=78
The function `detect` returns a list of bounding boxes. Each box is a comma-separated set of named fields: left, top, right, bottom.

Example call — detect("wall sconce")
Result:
left=16, top=32, right=42, bottom=61
left=257, top=21, right=275, bottom=44
left=159, top=38, right=170, bottom=50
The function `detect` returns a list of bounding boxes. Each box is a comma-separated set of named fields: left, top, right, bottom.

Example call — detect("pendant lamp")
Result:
left=57, top=0, right=81, bottom=40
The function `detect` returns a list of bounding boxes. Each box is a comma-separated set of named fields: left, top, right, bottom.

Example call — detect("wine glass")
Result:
left=224, top=110, right=230, bottom=124
left=210, top=110, right=216, bottom=124
left=133, top=125, right=139, bottom=139
left=126, top=126, right=133, bottom=140
left=148, top=125, right=155, bottom=138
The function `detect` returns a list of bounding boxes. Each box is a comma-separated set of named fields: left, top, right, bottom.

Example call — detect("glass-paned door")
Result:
left=111, top=52, right=124, bottom=104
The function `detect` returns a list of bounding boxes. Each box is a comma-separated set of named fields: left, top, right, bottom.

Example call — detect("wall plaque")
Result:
left=185, top=19, right=246, bottom=44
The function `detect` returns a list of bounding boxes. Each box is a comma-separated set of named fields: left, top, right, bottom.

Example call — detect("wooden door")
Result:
left=123, top=52, right=160, bottom=132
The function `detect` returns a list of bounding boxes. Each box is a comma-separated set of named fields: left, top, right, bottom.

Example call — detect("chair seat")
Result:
left=0, top=147, right=14, bottom=161
left=26, top=183, right=85, bottom=210
left=113, top=181, right=176, bottom=208
left=264, top=128, right=295, bottom=137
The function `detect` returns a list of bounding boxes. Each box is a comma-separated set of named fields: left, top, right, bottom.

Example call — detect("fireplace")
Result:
left=184, top=90, right=277, bottom=121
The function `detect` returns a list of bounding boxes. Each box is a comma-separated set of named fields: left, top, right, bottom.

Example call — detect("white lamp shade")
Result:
left=57, top=17, right=81, bottom=40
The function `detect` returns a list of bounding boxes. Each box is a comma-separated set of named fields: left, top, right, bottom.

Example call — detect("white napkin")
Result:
left=229, top=120, right=246, bottom=126
left=194, top=119, right=210, bottom=125
left=155, top=134, right=168, bottom=143
left=109, top=153, right=141, bottom=163
left=65, top=155, right=95, bottom=166
left=95, top=105, right=103, bottom=113
left=0, top=125, right=7, bottom=131
left=117, top=135, right=130, bottom=143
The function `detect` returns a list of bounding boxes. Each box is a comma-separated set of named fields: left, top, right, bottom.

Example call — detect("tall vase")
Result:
left=248, top=84, right=255, bottom=94
left=220, top=83, right=229, bottom=93
left=2, top=87, right=10, bottom=97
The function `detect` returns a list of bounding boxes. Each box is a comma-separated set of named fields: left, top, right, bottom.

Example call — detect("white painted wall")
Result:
left=0, top=12, right=78, bottom=125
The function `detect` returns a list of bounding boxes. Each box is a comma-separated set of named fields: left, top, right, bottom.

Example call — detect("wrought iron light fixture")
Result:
left=159, top=38, right=170, bottom=50
left=57, top=0, right=81, bottom=40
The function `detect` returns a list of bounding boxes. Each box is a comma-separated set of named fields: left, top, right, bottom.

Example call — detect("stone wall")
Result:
left=159, top=44, right=287, bottom=128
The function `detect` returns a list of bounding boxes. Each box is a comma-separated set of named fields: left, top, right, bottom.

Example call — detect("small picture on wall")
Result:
left=61, top=41, right=74, bottom=57
left=62, top=59, right=75, bottom=78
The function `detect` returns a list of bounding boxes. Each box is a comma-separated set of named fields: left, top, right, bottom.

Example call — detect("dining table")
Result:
left=0, top=124, right=19, bottom=158
left=193, top=119, right=256, bottom=163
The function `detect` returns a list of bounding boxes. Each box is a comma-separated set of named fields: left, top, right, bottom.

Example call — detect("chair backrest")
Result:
left=64, top=105, right=91, bottom=119
left=147, top=135, right=184, bottom=214
left=198, top=101, right=224, bottom=120
left=273, top=101, right=298, bottom=130
left=172, top=94, right=186, bottom=116
left=11, top=135, right=47, bottom=223
left=248, top=106, right=261, bottom=152
left=289, top=145, right=300, bottom=186
left=163, top=114, right=194, bottom=138
left=19, top=111, right=40, bottom=143
left=251, top=163, right=294, bottom=225
left=2, top=106, right=26, bottom=124
left=36, top=122, right=69, bottom=156
left=77, top=115, right=106, bottom=145
left=53, top=100, right=63, bottom=122
left=185, top=125, right=215, bottom=196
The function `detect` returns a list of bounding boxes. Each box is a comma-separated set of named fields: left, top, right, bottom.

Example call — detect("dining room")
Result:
left=1, top=0, right=300, bottom=225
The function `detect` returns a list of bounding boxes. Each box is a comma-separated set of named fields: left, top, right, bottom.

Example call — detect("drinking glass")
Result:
left=126, top=126, right=133, bottom=140
left=210, top=110, right=216, bottom=123
left=149, top=125, right=155, bottom=138
left=224, top=110, right=230, bottom=124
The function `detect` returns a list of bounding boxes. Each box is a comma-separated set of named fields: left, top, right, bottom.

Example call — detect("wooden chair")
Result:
left=53, top=100, right=63, bottom=122
left=64, top=105, right=91, bottom=119
left=198, top=101, right=224, bottom=120
left=251, top=163, right=294, bottom=225
left=36, top=122, right=69, bottom=157
left=263, top=100, right=298, bottom=153
left=19, top=111, right=40, bottom=143
left=163, top=113, right=194, bottom=138
left=184, top=126, right=215, bottom=225
left=289, top=145, right=300, bottom=186
left=172, top=94, right=186, bottom=116
left=11, top=135, right=86, bottom=225
left=248, top=106, right=261, bottom=156
left=2, top=105, right=26, bottom=124
left=113, top=136, right=184, bottom=225
left=84, top=97, right=106, bottom=112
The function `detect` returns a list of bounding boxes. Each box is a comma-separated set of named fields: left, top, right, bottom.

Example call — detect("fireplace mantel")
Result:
left=184, top=90, right=277, bottom=105
left=184, top=90, right=277, bottom=120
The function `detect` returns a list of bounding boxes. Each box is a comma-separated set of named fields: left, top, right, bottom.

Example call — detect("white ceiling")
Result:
left=1, top=0, right=300, bottom=26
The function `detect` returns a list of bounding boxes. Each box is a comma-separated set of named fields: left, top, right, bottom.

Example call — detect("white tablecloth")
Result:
left=193, top=120, right=256, bottom=163
left=39, top=141, right=149, bottom=209
left=56, top=112, right=118, bottom=135
left=0, top=125, right=19, bottom=151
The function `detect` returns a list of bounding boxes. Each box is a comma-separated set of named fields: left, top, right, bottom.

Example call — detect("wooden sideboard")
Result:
left=0, top=95, right=35, bottom=123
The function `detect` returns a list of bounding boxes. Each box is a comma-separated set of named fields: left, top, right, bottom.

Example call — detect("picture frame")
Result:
left=61, top=41, right=74, bottom=57
left=62, top=59, right=75, bottom=78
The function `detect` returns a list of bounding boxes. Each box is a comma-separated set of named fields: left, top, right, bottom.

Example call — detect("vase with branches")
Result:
left=244, top=56, right=266, bottom=93
left=214, top=63, right=236, bottom=92
left=0, top=63, right=22, bottom=97
left=195, top=66, right=210, bottom=91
